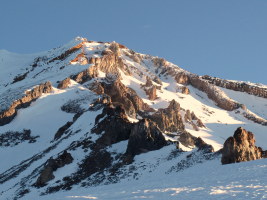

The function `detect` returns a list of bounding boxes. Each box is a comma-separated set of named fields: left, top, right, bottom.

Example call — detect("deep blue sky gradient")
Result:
left=1, top=0, right=267, bottom=84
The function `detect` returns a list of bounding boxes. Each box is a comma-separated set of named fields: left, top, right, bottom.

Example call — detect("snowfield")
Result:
left=21, top=154, right=267, bottom=200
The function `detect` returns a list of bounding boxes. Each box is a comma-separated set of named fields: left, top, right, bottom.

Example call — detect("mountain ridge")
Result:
left=0, top=37, right=266, bottom=200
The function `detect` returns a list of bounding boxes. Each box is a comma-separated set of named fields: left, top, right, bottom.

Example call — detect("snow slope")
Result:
left=20, top=149, right=267, bottom=200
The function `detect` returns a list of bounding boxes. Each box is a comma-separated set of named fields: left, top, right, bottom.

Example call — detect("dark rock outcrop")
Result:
left=221, top=127, right=264, bottom=164
left=196, top=119, right=205, bottom=128
left=141, top=77, right=160, bottom=101
left=0, top=82, right=53, bottom=126
left=144, top=84, right=157, bottom=101
left=148, top=100, right=184, bottom=132
left=184, top=109, right=205, bottom=130
left=184, top=110, right=192, bottom=122
left=70, top=52, right=88, bottom=65
left=152, top=57, right=167, bottom=68
left=88, top=81, right=104, bottom=95
left=0, top=129, right=38, bottom=147
left=48, top=41, right=85, bottom=63
left=175, top=73, right=190, bottom=85
left=181, top=86, right=190, bottom=94
left=177, top=131, right=214, bottom=153
left=54, top=112, right=83, bottom=140
left=177, top=131, right=196, bottom=147
left=242, top=112, right=267, bottom=126
left=88, top=53, right=131, bottom=76
left=35, top=151, right=73, bottom=187
left=126, top=118, right=167, bottom=156
left=98, top=79, right=153, bottom=118
left=151, top=61, right=241, bottom=111
left=70, top=67, right=98, bottom=84
left=92, top=105, right=134, bottom=146
left=12, top=71, right=29, bottom=84
left=57, top=78, right=71, bottom=89
left=109, top=42, right=121, bottom=56
left=195, top=137, right=214, bottom=153
left=101, top=80, right=137, bottom=118
left=54, top=122, right=73, bottom=140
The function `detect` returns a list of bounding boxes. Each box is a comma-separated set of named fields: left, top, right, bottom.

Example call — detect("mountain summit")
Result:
left=0, top=37, right=266, bottom=200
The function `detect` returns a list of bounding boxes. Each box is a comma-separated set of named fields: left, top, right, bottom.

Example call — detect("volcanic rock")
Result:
left=181, top=86, right=190, bottom=94
left=126, top=118, right=167, bottom=156
left=189, top=76, right=240, bottom=111
left=221, top=127, right=263, bottom=164
left=148, top=99, right=184, bottom=132
left=57, top=78, right=71, bottom=89
left=175, top=73, right=190, bottom=85
left=35, top=151, right=73, bottom=187
left=202, top=75, right=267, bottom=98
left=0, top=81, right=53, bottom=126
left=92, top=105, right=134, bottom=146
left=100, top=79, right=153, bottom=118
left=141, top=77, right=159, bottom=101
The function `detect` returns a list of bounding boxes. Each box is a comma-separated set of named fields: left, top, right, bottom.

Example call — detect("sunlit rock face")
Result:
left=221, top=127, right=264, bottom=164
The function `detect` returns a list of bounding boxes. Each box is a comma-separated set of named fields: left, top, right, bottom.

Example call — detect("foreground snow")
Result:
left=22, top=157, right=267, bottom=200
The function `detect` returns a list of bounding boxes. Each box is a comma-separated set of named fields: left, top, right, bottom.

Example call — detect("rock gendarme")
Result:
left=221, top=127, right=264, bottom=164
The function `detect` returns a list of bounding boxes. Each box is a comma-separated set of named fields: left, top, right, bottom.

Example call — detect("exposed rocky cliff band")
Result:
left=148, top=57, right=242, bottom=111
left=48, top=41, right=85, bottom=63
left=0, top=82, right=53, bottom=126
left=189, top=75, right=241, bottom=111
left=202, top=75, right=267, bottom=98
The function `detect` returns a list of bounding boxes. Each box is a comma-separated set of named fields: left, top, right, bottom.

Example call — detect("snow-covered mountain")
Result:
left=0, top=37, right=266, bottom=200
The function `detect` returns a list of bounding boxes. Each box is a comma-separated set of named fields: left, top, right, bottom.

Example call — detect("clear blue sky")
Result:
left=1, top=0, right=267, bottom=84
